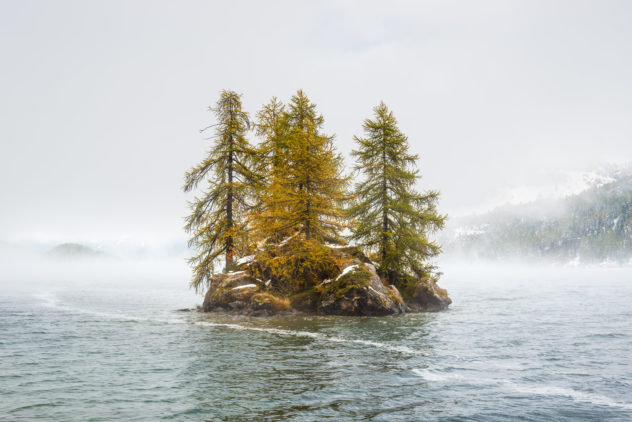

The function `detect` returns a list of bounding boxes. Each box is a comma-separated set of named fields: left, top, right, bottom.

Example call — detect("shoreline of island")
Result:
left=198, top=245, right=451, bottom=317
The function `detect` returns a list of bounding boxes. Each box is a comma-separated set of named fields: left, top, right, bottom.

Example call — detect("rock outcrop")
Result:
left=407, top=278, right=452, bottom=312
left=319, top=263, right=406, bottom=316
left=202, top=271, right=258, bottom=312
left=200, top=246, right=450, bottom=316
left=202, top=270, right=292, bottom=316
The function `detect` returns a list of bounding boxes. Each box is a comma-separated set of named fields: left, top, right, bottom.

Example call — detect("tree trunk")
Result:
left=226, top=148, right=234, bottom=268
left=381, top=134, right=391, bottom=283
left=305, top=174, right=311, bottom=240
left=226, top=102, right=235, bottom=269
left=381, top=146, right=388, bottom=265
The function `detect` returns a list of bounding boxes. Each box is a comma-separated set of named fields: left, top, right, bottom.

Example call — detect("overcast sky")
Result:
left=1, top=0, right=631, bottom=246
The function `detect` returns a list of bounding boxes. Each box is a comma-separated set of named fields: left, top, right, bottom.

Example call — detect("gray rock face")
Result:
left=199, top=247, right=451, bottom=316
left=319, top=263, right=406, bottom=316
left=408, top=278, right=452, bottom=312
left=202, top=271, right=259, bottom=312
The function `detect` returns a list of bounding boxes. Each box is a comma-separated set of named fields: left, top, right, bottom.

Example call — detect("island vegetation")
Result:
left=183, top=90, right=451, bottom=316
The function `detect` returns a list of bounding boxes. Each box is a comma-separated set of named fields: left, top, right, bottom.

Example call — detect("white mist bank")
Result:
left=0, top=247, right=195, bottom=295
left=439, top=257, right=632, bottom=298
left=2, top=243, right=631, bottom=303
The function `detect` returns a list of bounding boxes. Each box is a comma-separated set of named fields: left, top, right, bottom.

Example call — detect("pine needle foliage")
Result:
left=255, top=97, right=287, bottom=176
left=183, top=90, right=447, bottom=296
left=251, top=97, right=288, bottom=242
left=250, top=239, right=341, bottom=294
left=349, top=102, right=446, bottom=283
left=254, top=90, right=348, bottom=244
left=183, top=90, right=258, bottom=292
left=250, top=91, right=349, bottom=292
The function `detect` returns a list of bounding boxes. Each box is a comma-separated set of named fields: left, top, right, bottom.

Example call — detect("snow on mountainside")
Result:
left=443, top=163, right=632, bottom=264
left=486, top=163, right=629, bottom=210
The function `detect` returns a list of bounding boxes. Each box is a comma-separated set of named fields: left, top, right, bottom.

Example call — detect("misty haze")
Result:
left=1, top=1, right=631, bottom=421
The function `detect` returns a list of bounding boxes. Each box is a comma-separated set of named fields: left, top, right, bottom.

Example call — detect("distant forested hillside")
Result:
left=445, top=172, right=632, bottom=263
left=48, top=243, right=105, bottom=259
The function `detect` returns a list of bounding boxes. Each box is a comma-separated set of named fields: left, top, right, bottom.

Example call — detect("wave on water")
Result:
left=34, top=292, right=183, bottom=324
left=37, top=291, right=631, bottom=411
left=413, top=368, right=632, bottom=410
left=194, top=320, right=421, bottom=355
left=34, top=292, right=422, bottom=356
left=508, top=383, right=632, bottom=411
left=412, top=368, right=466, bottom=382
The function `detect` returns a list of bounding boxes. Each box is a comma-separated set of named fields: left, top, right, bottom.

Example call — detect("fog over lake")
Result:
left=1, top=1, right=632, bottom=421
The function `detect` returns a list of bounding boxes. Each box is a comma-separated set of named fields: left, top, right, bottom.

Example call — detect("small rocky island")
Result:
left=184, top=90, right=451, bottom=317
left=202, top=244, right=451, bottom=317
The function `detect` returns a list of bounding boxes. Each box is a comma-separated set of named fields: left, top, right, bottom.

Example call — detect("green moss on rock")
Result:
left=289, top=288, right=321, bottom=311
left=251, top=293, right=291, bottom=311
left=318, top=265, right=371, bottom=299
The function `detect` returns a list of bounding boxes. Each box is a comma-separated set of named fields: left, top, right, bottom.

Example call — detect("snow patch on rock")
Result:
left=335, top=264, right=359, bottom=281
left=231, top=284, right=257, bottom=290
left=325, top=243, right=347, bottom=249
left=236, top=255, right=255, bottom=266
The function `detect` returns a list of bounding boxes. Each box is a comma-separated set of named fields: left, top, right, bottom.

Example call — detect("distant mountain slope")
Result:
left=48, top=243, right=105, bottom=259
left=444, top=170, right=632, bottom=263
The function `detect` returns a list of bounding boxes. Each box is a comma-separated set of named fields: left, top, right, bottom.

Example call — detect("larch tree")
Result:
left=255, top=97, right=287, bottom=175
left=348, top=102, right=445, bottom=284
left=255, top=90, right=348, bottom=244
left=251, top=91, right=348, bottom=292
left=251, top=97, right=288, bottom=243
left=183, top=90, right=258, bottom=291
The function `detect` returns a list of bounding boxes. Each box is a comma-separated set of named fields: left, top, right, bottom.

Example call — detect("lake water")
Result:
left=1, top=262, right=631, bottom=421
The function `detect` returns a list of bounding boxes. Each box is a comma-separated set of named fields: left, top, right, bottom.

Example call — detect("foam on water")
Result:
left=35, top=291, right=421, bottom=356
left=35, top=292, right=172, bottom=324
left=508, top=383, right=632, bottom=411
left=195, top=321, right=421, bottom=355
left=413, top=368, right=632, bottom=410
left=412, top=368, right=466, bottom=382
left=8, top=268, right=632, bottom=421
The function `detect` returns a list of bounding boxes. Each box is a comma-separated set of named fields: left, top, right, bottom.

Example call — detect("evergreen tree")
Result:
left=251, top=91, right=348, bottom=293
left=349, top=102, right=445, bottom=283
left=255, top=97, right=286, bottom=175
left=183, top=90, right=257, bottom=291
left=251, top=97, right=288, bottom=243
left=255, top=90, right=347, bottom=244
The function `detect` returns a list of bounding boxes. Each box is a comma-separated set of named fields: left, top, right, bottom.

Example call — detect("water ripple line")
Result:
left=412, top=368, right=632, bottom=410
left=34, top=292, right=423, bottom=356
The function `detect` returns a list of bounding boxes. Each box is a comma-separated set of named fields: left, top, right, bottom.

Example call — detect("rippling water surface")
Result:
left=1, top=264, right=631, bottom=421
